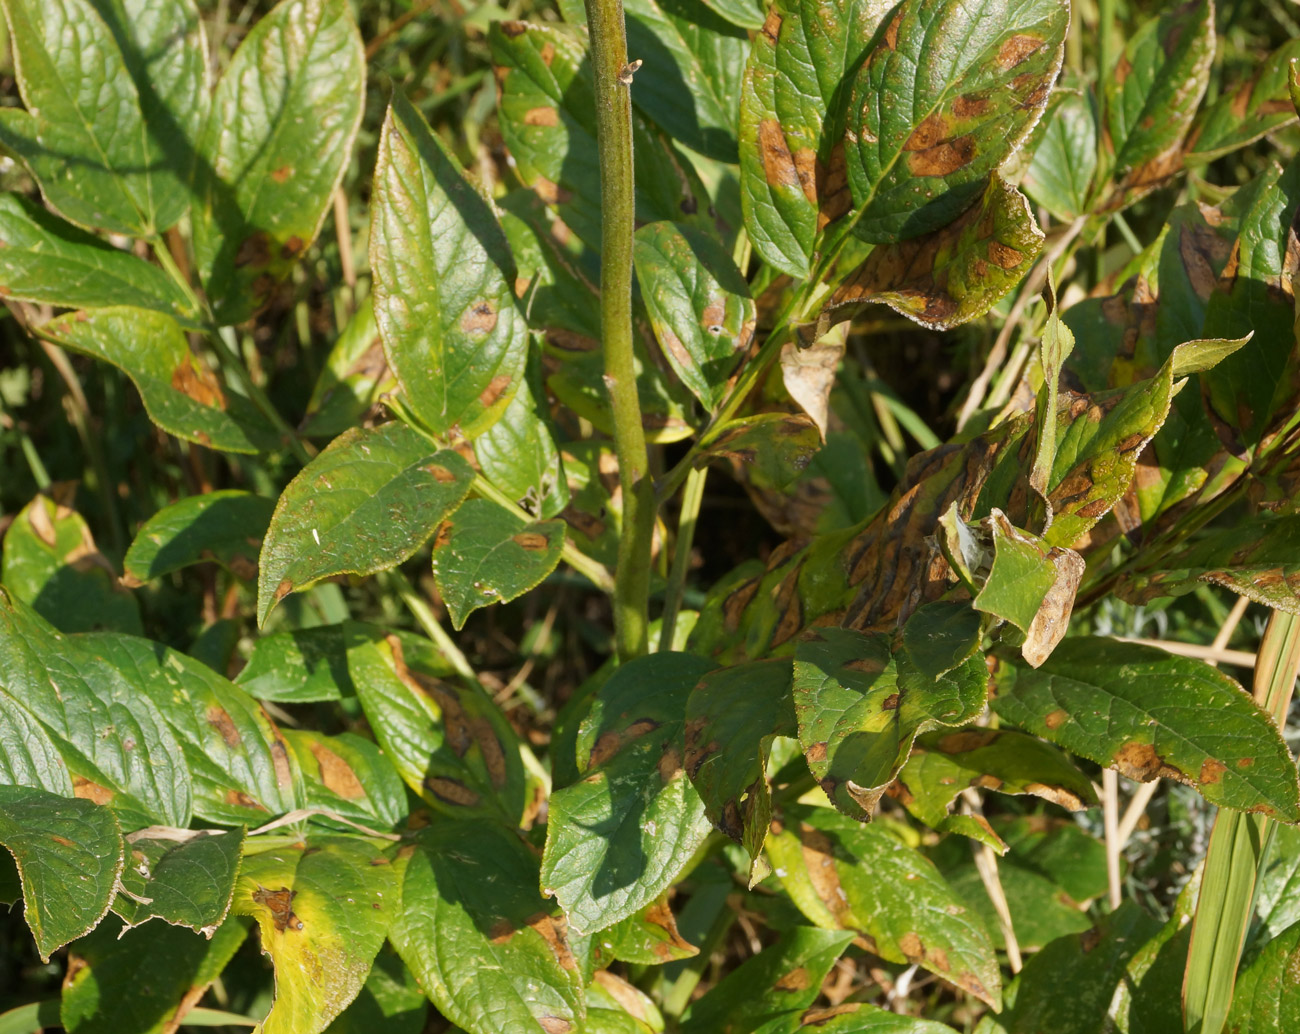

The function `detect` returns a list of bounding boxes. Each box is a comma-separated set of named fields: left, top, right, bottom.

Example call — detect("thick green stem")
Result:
left=585, top=0, right=653, bottom=661
left=658, top=465, right=707, bottom=651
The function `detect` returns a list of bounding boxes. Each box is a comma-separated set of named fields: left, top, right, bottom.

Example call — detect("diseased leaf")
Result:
left=124, top=491, right=273, bottom=584
left=586, top=970, right=662, bottom=1034
left=392, top=821, right=586, bottom=1034
left=283, top=728, right=407, bottom=830
left=680, top=926, right=855, bottom=1034
left=842, top=0, right=1067, bottom=243
left=792, top=627, right=988, bottom=822
left=234, top=836, right=398, bottom=1034
left=114, top=828, right=244, bottom=934
left=257, top=422, right=473, bottom=625
left=2, top=494, right=142, bottom=635
left=1186, top=38, right=1300, bottom=164
left=40, top=307, right=282, bottom=454
left=767, top=805, right=1001, bottom=1008
left=794, top=1004, right=957, bottom=1032
left=634, top=221, right=755, bottom=410
left=685, top=659, right=796, bottom=881
left=1226, top=919, right=1300, bottom=1031
left=813, top=178, right=1043, bottom=334
left=698, top=413, right=822, bottom=490
left=301, top=296, right=396, bottom=438
left=542, top=652, right=715, bottom=934
left=371, top=91, right=527, bottom=437
left=595, top=894, right=698, bottom=967
left=0, top=194, right=197, bottom=318
left=431, top=498, right=565, bottom=630
left=193, top=0, right=364, bottom=323
left=992, top=638, right=1300, bottom=821
left=1022, top=84, right=1098, bottom=220
left=0, top=785, right=123, bottom=961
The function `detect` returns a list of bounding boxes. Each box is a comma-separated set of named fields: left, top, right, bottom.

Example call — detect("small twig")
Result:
left=332, top=187, right=356, bottom=313
left=1117, top=636, right=1257, bottom=669
left=659, top=465, right=706, bottom=651
left=1103, top=767, right=1123, bottom=910
left=382, top=569, right=477, bottom=682
left=248, top=808, right=401, bottom=841
left=364, top=0, right=437, bottom=60
left=962, top=789, right=1022, bottom=972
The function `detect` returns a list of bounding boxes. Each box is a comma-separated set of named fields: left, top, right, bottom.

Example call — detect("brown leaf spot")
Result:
left=987, top=240, right=1025, bottom=269
left=524, top=106, right=559, bottom=126
left=1238, top=757, right=1255, bottom=769
left=171, top=359, right=228, bottom=410
left=539, top=40, right=555, bottom=64
left=1044, top=708, right=1068, bottom=730
left=1113, top=742, right=1182, bottom=782
left=1024, top=782, right=1087, bottom=811
left=512, top=531, right=550, bottom=552
left=723, top=576, right=762, bottom=633
left=207, top=706, right=243, bottom=749
left=658, top=742, right=684, bottom=783
left=761, top=8, right=781, bottom=42
left=235, top=232, right=272, bottom=268
left=898, top=931, right=924, bottom=959
left=883, top=11, right=902, bottom=49
left=904, top=111, right=951, bottom=152
left=589, top=718, right=660, bottom=768
left=798, top=826, right=852, bottom=924
left=425, top=464, right=457, bottom=484
left=462, top=302, right=499, bottom=336
left=478, top=373, right=511, bottom=409
left=252, top=885, right=304, bottom=932
left=500, top=20, right=527, bottom=36
left=952, top=93, right=990, bottom=119
left=881, top=693, right=900, bottom=711
left=308, top=740, right=365, bottom=799
left=523, top=911, right=578, bottom=970
left=806, top=741, right=828, bottom=763
left=906, top=134, right=976, bottom=177
left=50, top=835, right=75, bottom=847
left=280, top=236, right=305, bottom=260
left=433, top=522, right=454, bottom=550
left=1199, top=758, right=1226, bottom=785
left=224, top=789, right=265, bottom=810
left=758, top=120, right=803, bottom=191
left=996, top=34, right=1044, bottom=69
left=775, top=967, right=811, bottom=992
left=270, top=732, right=294, bottom=790
left=270, top=166, right=293, bottom=183
left=537, top=1020, right=572, bottom=1034
left=642, top=897, right=697, bottom=958
left=425, top=776, right=481, bottom=807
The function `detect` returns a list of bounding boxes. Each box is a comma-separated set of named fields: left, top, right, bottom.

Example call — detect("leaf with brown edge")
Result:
left=431, top=498, right=565, bottom=629
left=766, top=804, right=1001, bottom=1009
left=685, top=658, right=796, bottom=884
left=840, top=0, right=1067, bottom=244
left=792, top=626, right=987, bottom=823
left=113, top=828, right=244, bottom=936
left=697, top=413, right=822, bottom=491
left=593, top=893, right=698, bottom=968
left=1186, top=38, right=1300, bottom=165
left=282, top=729, right=408, bottom=830
left=792, top=1002, right=957, bottom=1032
left=991, top=639, right=1300, bottom=821
left=809, top=177, right=1043, bottom=336
left=543, top=652, right=715, bottom=934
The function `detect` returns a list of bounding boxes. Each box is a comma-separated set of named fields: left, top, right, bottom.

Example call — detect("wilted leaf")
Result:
left=235, top=836, right=398, bottom=1034
left=698, top=413, right=822, bottom=490
left=257, top=421, right=473, bottom=625
left=992, top=638, right=1300, bottom=820
left=193, top=0, right=364, bottom=323
left=0, top=785, right=123, bottom=961
left=392, top=821, right=586, bottom=1034
left=542, top=652, right=715, bottom=933
left=125, top=491, right=273, bottom=584
left=40, top=307, right=282, bottom=454
left=431, top=498, right=565, bottom=629
left=371, top=92, right=527, bottom=437
left=114, top=828, right=244, bottom=934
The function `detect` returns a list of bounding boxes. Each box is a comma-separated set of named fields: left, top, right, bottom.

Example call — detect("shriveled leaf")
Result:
left=1226, top=918, right=1300, bottom=1031
left=346, top=626, right=531, bottom=825
left=767, top=805, right=1000, bottom=1009
left=680, top=926, right=855, bottom=1034
left=125, top=491, right=273, bottom=584
left=0, top=785, right=123, bottom=961
left=283, top=729, right=407, bottom=830
left=61, top=916, right=248, bottom=1034
left=193, top=0, right=364, bottom=323
left=779, top=326, right=847, bottom=442
left=257, top=422, right=473, bottom=625
left=698, top=414, right=821, bottom=491
left=737, top=0, right=896, bottom=277
left=1186, top=39, right=1300, bottom=164
left=1022, top=85, right=1098, bottom=220
left=235, top=836, right=398, bottom=1034
left=431, top=498, right=565, bottom=630
left=371, top=91, right=527, bottom=437
left=842, top=0, right=1067, bottom=243
left=634, top=220, right=755, bottom=409
left=0, top=194, right=196, bottom=318
left=586, top=971, right=662, bottom=1034
left=2, top=494, right=142, bottom=634
left=992, top=638, right=1300, bottom=820
left=814, top=178, right=1042, bottom=334
left=301, top=296, right=396, bottom=438
left=114, top=828, right=244, bottom=934
left=542, top=652, right=715, bottom=933
left=392, top=821, right=586, bottom=1034
left=685, top=658, right=796, bottom=881
left=40, top=307, right=281, bottom=454
left=792, top=628, right=987, bottom=822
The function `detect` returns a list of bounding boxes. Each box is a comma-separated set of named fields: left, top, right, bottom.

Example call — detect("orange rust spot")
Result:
left=1044, top=709, right=1068, bottom=730
left=524, top=107, right=559, bottom=126
left=478, top=373, right=511, bottom=408
left=270, top=166, right=293, bottom=183
left=1199, top=758, right=1226, bottom=785
left=997, top=34, right=1043, bottom=69
left=171, top=359, right=228, bottom=410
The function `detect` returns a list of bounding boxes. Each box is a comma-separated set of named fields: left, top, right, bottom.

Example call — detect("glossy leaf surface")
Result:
left=125, top=491, right=273, bottom=584
left=114, top=828, right=244, bottom=934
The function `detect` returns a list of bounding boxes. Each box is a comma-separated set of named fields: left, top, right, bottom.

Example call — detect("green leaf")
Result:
left=738, top=0, right=896, bottom=278
left=61, top=916, right=249, bottom=1034
left=793, top=1004, right=957, bottom=1032
left=473, top=347, right=570, bottom=519
left=301, top=296, right=397, bottom=438
left=767, top=805, right=1001, bottom=1008
left=257, top=423, right=472, bottom=625
left=680, top=926, right=854, bottom=1034
left=813, top=177, right=1043, bottom=333
left=699, top=0, right=764, bottom=30
left=125, top=491, right=274, bottom=584
left=991, top=638, right=1300, bottom=821
left=0, top=785, right=123, bottom=961
left=1226, top=918, right=1300, bottom=1031
left=0, top=684, right=73, bottom=799
left=431, top=497, right=565, bottom=630
left=391, top=821, right=586, bottom=1034
left=542, top=652, right=715, bottom=934
left=193, top=0, right=364, bottom=324
left=698, top=414, right=822, bottom=491
left=0, top=194, right=197, bottom=318
left=40, top=307, right=282, bottom=454
left=841, top=0, right=1067, bottom=243
left=283, top=729, right=407, bottom=830
left=114, top=829, right=244, bottom=934
left=2, top=494, right=142, bottom=634
left=346, top=627, right=532, bottom=824
left=791, top=628, right=987, bottom=822
left=1253, top=823, right=1300, bottom=949
left=489, top=21, right=711, bottom=251
left=1103, top=0, right=1213, bottom=186
left=0, top=0, right=202, bottom=235
left=685, top=658, right=796, bottom=880
left=371, top=91, right=527, bottom=437
left=586, top=971, right=662, bottom=1034
left=323, top=949, right=428, bottom=1034
left=235, top=836, right=398, bottom=1034
left=634, top=220, right=755, bottom=410
left=593, top=894, right=698, bottom=966
left=1021, top=84, right=1098, bottom=220
left=1186, top=39, right=1300, bottom=164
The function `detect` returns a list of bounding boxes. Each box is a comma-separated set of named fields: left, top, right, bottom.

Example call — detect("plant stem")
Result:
left=382, top=569, right=477, bottom=681
left=584, top=0, right=653, bottom=661
left=659, top=465, right=707, bottom=651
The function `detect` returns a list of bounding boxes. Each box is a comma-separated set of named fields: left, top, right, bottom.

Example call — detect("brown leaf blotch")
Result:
left=952, top=94, right=991, bottom=119
left=987, top=240, right=1025, bottom=269
left=1112, top=741, right=1182, bottom=783
left=1044, top=708, right=1069, bottom=730
left=512, top=531, right=550, bottom=552
left=524, top=106, right=559, bottom=127
left=424, top=776, right=481, bottom=807
left=308, top=740, right=365, bottom=799
left=207, top=706, right=243, bottom=749
left=761, top=8, right=781, bottom=42
left=758, top=120, right=803, bottom=191
left=996, top=34, right=1043, bottom=69
left=171, top=359, right=228, bottom=410
left=775, top=967, right=811, bottom=992
left=906, top=135, right=977, bottom=177
left=898, top=931, right=924, bottom=959
left=1199, top=758, right=1226, bottom=785
left=462, top=302, right=499, bottom=336
left=270, top=166, right=293, bottom=183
